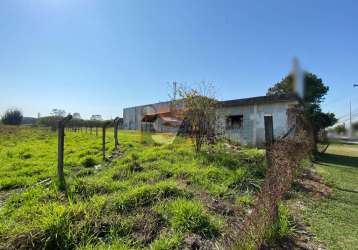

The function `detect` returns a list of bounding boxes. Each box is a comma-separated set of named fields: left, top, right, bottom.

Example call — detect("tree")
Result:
left=333, top=124, right=347, bottom=134
left=177, top=83, right=219, bottom=153
left=90, top=115, right=103, bottom=121
left=37, top=116, right=62, bottom=130
left=1, top=109, right=23, bottom=125
left=73, top=112, right=81, bottom=119
left=51, top=109, right=66, bottom=117
left=267, top=72, right=337, bottom=149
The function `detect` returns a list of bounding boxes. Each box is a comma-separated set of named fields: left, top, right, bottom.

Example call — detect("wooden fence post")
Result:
left=57, top=120, right=65, bottom=186
left=57, top=115, right=72, bottom=190
left=102, top=126, right=106, bottom=160
left=114, top=117, right=120, bottom=150
left=264, top=115, right=279, bottom=222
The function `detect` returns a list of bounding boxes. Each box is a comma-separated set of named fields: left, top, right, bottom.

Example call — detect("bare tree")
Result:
left=177, top=83, right=219, bottom=153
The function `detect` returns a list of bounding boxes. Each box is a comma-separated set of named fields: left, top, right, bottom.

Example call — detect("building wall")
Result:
left=124, top=100, right=298, bottom=146
left=218, top=101, right=297, bottom=146
left=123, top=101, right=173, bottom=131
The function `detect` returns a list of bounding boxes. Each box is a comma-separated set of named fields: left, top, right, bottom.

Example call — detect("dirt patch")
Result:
left=132, top=209, right=164, bottom=246
left=294, top=169, right=332, bottom=198
left=196, top=191, right=245, bottom=217
left=184, top=234, right=217, bottom=250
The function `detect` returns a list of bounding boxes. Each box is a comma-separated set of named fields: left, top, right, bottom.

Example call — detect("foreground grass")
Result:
left=0, top=126, right=266, bottom=249
left=299, top=143, right=358, bottom=249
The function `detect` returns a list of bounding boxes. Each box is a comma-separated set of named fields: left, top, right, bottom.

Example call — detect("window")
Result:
left=226, top=115, right=243, bottom=130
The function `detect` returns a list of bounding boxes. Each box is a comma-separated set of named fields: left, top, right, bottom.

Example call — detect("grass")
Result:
left=156, top=199, right=220, bottom=238
left=297, top=143, right=358, bottom=249
left=0, top=126, right=266, bottom=249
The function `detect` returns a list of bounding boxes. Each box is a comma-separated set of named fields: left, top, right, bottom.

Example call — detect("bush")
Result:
left=1, top=109, right=23, bottom=125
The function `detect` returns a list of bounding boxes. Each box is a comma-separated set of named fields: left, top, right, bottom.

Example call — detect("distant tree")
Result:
left=22, top=117, right=37, bottom=125
left=51, top=109, right=66, bottom=117
left=333, top=124, right=347, bottom=134
left=91, top=115, right=103, bottom=121
left=37, top=116, right=62, bottom=129
left=177, top=83, right=219, bottom=153
left=73, top=112, right=81, bottom=119
left=1, top=108, right=23, bottom=125
left=267, top=72, right=337, bottom=150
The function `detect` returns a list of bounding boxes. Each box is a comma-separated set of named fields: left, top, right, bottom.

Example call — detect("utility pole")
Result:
left=349, top=100, right=352, bottom=138
left=351, top=84, right=357, bottom=138
left=173, top=81, right=177, bottom=100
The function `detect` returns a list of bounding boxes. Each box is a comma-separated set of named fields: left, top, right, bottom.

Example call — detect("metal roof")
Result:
left=219, top=94, right=299, bottom=107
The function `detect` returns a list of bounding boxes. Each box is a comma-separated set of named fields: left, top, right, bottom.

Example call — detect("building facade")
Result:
left=123, top=95, right=298, bottom=146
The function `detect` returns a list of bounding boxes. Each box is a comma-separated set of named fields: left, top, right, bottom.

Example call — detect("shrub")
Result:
left=1, top=109, right=23, bottom=125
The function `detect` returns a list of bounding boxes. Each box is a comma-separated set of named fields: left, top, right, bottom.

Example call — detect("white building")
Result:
left=123, top=94, right=299, bottom=146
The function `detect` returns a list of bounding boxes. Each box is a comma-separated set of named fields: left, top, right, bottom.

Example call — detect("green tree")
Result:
left=267, top=72, right=337, bottom=150
left=1, top=109, right=23, bottom=125
left=333, top=124, right=347, bottom=134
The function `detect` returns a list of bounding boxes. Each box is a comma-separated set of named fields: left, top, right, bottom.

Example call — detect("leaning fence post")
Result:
left=102, top=121, right=111, bottom=160
left=57, top=115, right=72, bottom=190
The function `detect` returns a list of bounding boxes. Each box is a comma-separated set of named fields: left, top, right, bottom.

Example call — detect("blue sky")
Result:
left=0, top=0, right=357, bottom=122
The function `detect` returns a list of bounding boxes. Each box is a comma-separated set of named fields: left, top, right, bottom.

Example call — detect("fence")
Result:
left=56, top=116, right=121, bottom=190
left=225, top=107, right=314, bottom=249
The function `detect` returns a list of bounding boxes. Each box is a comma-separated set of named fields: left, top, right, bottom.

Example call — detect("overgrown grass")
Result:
left=156, top=199, right=221, bottom=238
left=296, top=143, right=358, bottom=249
left=0, top=126, right=266, bottom=249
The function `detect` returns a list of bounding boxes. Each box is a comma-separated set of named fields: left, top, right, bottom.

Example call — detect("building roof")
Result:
left=219, top=94, right=299, bottom=107
left=126, top=94, right=299, bottom=112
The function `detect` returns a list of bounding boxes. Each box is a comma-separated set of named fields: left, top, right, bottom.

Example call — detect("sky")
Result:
left=0, top=0, right=357, bottom=122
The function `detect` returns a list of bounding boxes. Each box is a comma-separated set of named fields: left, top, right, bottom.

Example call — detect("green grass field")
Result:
left=0, top=126, right=266, bottom=249
left=298, top=143, right=358, bottom=249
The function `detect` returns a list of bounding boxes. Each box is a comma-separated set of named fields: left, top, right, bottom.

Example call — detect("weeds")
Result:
left=0, top=126, right=266, bottom=249
left=157, top=199, right=221, bottom=238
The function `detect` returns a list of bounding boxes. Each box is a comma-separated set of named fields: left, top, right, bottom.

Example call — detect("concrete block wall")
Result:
left=124, top=99, right=298, bottom=146
left=218, top=101, right=297, bottom=146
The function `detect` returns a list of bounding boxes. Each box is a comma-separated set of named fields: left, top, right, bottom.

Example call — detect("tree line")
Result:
left=0, top=108, right=123, bottom=129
